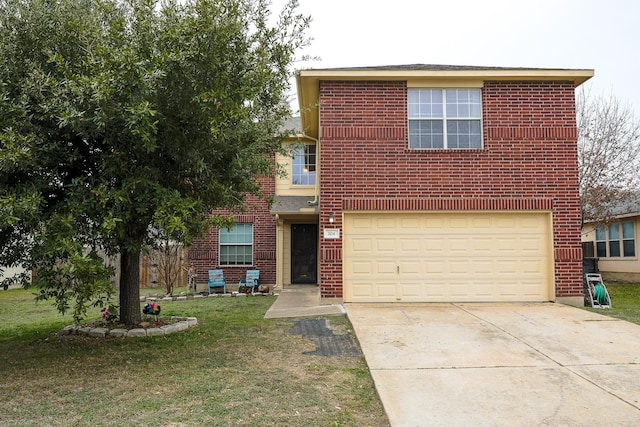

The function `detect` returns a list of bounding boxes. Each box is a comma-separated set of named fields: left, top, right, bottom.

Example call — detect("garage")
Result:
left=343, top=212, right=554, bottom=302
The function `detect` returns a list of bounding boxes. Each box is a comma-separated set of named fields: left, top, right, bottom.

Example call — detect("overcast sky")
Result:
left=276, top=0, right=640, bottom=115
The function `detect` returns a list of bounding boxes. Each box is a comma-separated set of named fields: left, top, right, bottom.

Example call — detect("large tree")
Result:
left=0, top=0, right=309, bottom=324
left=577, top=89, right=640, bottom=224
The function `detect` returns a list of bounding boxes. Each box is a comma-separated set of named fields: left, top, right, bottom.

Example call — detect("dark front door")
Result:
left=291, top=224, right=318, bottom=284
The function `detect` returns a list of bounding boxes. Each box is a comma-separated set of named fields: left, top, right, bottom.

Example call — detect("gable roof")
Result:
left=296, top=64, right=595, bottom=139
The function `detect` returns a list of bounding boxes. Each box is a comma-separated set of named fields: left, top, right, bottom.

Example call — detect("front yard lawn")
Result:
left=3, top=281, right=637, bottom=426
left=0, top=288, right=389, bottom=427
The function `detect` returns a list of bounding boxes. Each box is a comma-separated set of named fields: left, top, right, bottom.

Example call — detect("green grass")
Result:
left=582, top=282, right=640, bottom=324
left=0, top=288, right=389, bottom=427
left=8, top=281, right=636, bottom=426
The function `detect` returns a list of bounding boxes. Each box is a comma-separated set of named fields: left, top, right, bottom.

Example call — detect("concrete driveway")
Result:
left=344, top=303, right=640, bottom=426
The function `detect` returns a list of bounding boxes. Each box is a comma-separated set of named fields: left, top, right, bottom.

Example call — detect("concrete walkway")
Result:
left=345, top=302, right=640, bottom=427
left=264, top=285, right=344, bottom=319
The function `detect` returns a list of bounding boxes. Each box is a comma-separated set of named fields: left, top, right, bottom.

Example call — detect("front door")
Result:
left=291, top=224, right=318, bottom=284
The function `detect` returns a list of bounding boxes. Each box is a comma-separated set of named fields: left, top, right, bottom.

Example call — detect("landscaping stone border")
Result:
left=60, top=316, right=198, bottom=338
left=139, top=291, right=272, bottom=302
left=60, top=289, right=275, bottom=338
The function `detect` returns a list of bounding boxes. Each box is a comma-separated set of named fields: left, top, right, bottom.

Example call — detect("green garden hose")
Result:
left=594, top=284, right=608, bottom=305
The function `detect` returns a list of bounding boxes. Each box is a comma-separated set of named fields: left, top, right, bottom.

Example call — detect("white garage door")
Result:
left=343, top=212, right=553, bottom=302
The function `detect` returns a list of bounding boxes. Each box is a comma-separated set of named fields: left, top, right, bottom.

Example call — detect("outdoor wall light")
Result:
left=328, top=214, right=335, bottom=224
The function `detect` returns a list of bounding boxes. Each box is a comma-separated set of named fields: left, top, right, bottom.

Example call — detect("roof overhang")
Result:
left=296, top=66, right=595, bottom=140
left=583, top=210, right=640, bottom=225
left=270, top=196, right=319, bottom=215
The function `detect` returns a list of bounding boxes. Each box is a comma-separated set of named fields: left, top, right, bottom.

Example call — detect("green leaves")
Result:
left=0, top=0, right=310, bottom=323
left=0, top=192, right=41, bottom=226
left=125, top=100, right=159, bottom=151
left=34, top=249, right=116, bottom=325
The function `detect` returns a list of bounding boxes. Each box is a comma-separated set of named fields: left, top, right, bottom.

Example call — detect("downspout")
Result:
left=303, top=132, right=320, bottom=295
left=306, top=133, right=320, bottom=206
left=297, top=70, right=321, bottom=207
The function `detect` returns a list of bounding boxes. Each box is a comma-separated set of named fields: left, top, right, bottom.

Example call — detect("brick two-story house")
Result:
left=189, top=64, right=593, bottom=306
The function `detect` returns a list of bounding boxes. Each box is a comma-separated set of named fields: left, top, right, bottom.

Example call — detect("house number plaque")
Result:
left=324, top=228, right=340, bottom=239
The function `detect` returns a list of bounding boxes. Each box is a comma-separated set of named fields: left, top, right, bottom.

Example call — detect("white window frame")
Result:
left=219, top=223, right=253, bottom=266
left=292, top=144, right=316, bottom=186
left=408, top=88, right=483, bottom=149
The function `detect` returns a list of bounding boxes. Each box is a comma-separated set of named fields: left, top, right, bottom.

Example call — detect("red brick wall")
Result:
left=188, top=177, right=276, bottom=290
left=318, top=80, right=583, bottom=299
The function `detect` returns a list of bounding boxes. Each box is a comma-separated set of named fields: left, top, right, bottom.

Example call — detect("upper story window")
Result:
left=219, top=223, right=253, bottom=265
left=408, top=88, right=482, bottom=149
left=292, top=144, right=316, bottom=186
left=595, top=221, right=636, bottom=258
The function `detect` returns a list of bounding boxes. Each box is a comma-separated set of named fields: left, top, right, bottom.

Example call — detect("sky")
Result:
left=273, top=0, right=640, bottom=115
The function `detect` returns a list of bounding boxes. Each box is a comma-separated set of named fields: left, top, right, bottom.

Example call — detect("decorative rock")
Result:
left=60, top=325, right=77, bottom=335
left=148, top=297, right=157, bottom=301
left=89, top=328, right=108, bottom=338
left=162, top=296, right=173, bottom=301
left=193, top=294, right=204, bottom=299
left=175, top=322, right=188, bottom=331
left=160, top=324, right=179, bottom=334
left=109, top=329, right=128, bottom=338
left=176, top=296, right=187, bottom=301
left=139, top=296, right=147, bottom=302
left=185, top=317, right=198, bottom=327
left=127, top=328, right=147, bottom=337
left=146, top=328, right=165, bottom=337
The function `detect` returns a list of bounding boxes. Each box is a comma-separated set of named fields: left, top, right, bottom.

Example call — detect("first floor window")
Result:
left=622, top=221, right=636, bottom=257
left=595, top=221, right=635, bottom=258
left=292, top=144, right=316, bottom=185
left=408, top=88, right=483, bottom=149
left=595, top=226, right=606, bottom=257
left=220, top=223, right=253, bottom=265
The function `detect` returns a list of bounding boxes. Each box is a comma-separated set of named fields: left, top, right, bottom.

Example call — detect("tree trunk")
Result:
left=120, top=248, right=142, bottom=325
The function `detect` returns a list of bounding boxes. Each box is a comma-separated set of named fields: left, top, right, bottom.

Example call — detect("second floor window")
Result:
left=595, top=221, right=636, bottom=258
left=292, top=144, right=316, bottom=186
left=408, top=88, right=482, bottom=149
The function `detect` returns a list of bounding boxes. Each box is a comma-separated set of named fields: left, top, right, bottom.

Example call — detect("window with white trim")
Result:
left=408, top=88, right=483, bottom=149
left=292, top=144, right=316, bottom=185
left=595, top=221, right=636, bottom=258
left=219, top=223, right=253, bottom=265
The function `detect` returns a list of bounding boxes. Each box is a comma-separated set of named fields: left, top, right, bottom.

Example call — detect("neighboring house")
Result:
left=582, top=193, right=640, bottom=282
left=189, top=64, right=594, bottom=306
